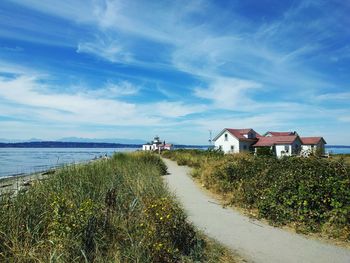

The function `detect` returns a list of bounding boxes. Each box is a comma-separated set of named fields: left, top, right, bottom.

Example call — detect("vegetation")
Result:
left=255, top=147, right=274, bottom=157
left=163, top=150, right=350, bottom=241
left=0, top=152, right=237, bottom=262
left=332, top=154, right=350, bottom=166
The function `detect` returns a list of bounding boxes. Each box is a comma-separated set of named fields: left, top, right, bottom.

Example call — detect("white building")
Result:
left=300, top=137, right=327, bottom=155
left=213, top=128, right=327, bottom=158
left=253, top=135, right=302, bottom=158
left=142, top=136, right=173, bottom=151
left=213, top=128, right=260, bottom=154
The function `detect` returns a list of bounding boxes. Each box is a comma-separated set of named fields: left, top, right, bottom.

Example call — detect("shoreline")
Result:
left=0, top=156, right=109, bottom=197
left=0, top=170, right=52, bottom=197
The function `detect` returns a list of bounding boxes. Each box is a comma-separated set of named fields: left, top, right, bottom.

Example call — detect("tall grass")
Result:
left=0, top=152, right=236, bottom=262
left=163, top=150, right=350, bottom=241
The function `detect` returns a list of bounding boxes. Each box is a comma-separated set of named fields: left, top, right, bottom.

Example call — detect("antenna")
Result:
left=208, top=130, right=212, bottom=146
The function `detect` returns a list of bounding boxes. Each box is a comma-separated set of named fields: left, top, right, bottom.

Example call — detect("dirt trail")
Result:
left=163, top=158, right=350, bottom=263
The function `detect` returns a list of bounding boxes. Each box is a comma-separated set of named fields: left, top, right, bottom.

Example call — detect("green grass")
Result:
left=163, top=150, right=350, bottom=242
left=331, top=154, right=350, bottom=166
left=0, top=152, right=238, bottom=262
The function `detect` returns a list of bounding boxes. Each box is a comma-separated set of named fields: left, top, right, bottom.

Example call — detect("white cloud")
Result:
left=77, top=38, right=132, bottom=63
left=144, top=101, right=206, bottom=118
left=0, top=69, right=205, bottom=128
left=85, top=81, right=140, bottom=98
left=316, top=92, right=350, bottom=101
left=338, top=116, right=350, bottom=122
left=194, top=78, right=261, bottom=110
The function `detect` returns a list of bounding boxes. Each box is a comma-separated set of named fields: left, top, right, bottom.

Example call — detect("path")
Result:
left=163, top=158, right=350, bottom=263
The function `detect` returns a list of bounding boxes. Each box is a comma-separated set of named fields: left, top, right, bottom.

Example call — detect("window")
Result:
left=224, top=134, right=228, bottom=141
left=243, top=145, right=247, bottom=150
left=231, top=145, right=234, bottom=151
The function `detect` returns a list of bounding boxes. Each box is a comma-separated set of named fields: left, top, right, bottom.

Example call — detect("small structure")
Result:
left=300, top=137, right=327, bottom=155
left=213, top=128, right=260, bottom=154
left=253, top=135, right=302, bottom=158
left=142, top=136, right=173, bottom=152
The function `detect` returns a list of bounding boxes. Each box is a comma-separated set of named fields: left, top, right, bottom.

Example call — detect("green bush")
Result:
left=255, top=147, right=274, bottom=157
left=164, top=150, right=350, bottom=240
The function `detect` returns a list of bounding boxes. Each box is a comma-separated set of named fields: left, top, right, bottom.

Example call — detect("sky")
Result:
left=0, top=0, right=349, bottom=145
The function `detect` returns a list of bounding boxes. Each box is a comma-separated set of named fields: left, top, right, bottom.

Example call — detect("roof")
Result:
left=301, top=137, right=326, bottom=145
left=265, top=131, right=295, bottom=136
left=253, top=135, right=299, bottom=147
left=213, top=128, right=260, bottom=141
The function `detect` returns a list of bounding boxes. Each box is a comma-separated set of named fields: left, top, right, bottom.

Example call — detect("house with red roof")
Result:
left=300, top=137, right=327, bottom=155
left=213, top=128, right=326, bottom=157
left=253, top=135, right=302, bottom=158
left=213, top=128, right=260, bottom=154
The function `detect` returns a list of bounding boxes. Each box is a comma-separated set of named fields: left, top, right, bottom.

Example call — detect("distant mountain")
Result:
left=0, top=138, right=43, bottom=143
left=58, top=137, right=147, bottom=144
left=0, top=141, right=142, bottom=148
left=0, top=137, right=146, bottom=144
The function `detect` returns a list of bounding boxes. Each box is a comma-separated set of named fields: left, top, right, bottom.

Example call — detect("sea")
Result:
left=0, top=146, right=349, bottom=179
left=0, top=148, right=138, bottom=179
left=326, top=147, right=350, bottom=155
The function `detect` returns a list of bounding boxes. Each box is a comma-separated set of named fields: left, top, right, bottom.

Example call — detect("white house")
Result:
left=300, top=137, right=327, bottom=155
left=253, top=135, right=302, bottom=158
left=142, top=136, right=173, bottom=152
left=213, top=128, right=327, bottom=158
left=213, top=128, right=260, bottom=154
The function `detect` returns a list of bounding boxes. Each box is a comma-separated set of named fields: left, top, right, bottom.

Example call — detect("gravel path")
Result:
left=163, top=158, right=350, bottom=263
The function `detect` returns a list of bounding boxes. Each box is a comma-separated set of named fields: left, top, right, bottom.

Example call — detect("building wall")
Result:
left=275, top=139, right=302, bottom=158
left=275, top=145, right=291, bottom=158
left=142, top=145, right=152, bottom=151
left=239, top=140, right=254, bottom=152
left=301, top=141, right=325, bottom=154
left=291, top=139, right=302, bottom=154
left=214, top=131, right=240, bottom=154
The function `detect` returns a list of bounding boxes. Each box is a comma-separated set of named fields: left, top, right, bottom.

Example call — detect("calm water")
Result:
left=1, top=146, right=349, bottom=179
left=326, top=147, right=350, bottom=154
left=0, top=148, right=139, bottom=178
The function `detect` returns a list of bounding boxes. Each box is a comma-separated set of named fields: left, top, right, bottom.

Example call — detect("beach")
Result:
left=0, top=169, right=54, bottom=197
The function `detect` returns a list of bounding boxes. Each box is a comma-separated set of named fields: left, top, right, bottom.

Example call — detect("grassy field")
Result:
left=0, top=152, right=238, bottom=262
left=163, top=150, right=350, bottom=242
left=332, top=153, right=350, bottom=166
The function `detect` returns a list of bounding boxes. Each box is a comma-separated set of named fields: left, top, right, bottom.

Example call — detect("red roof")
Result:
left=301, top=137, right=326, bottom=145
left=266, top=131, right=295, bottom=136
left=253, top=135, right=298, bottom=147
left=225, top=128, right=260, bottom=141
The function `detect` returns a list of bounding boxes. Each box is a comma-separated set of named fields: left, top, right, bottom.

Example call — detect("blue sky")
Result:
left=0, top=0, right=349, bottom=144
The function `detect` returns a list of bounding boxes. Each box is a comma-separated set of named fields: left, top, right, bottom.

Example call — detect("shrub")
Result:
left=255, top=147, right=274, bottom=157
left=164, top=150, right=350, bottom=240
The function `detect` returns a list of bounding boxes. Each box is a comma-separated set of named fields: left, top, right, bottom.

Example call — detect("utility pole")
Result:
left=208, top=130, right=212, bottom=148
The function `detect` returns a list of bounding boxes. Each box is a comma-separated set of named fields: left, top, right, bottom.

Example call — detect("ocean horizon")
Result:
left=0, top=146, right=349, bottom=179
left=0, top=147, right=137, bottom=179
